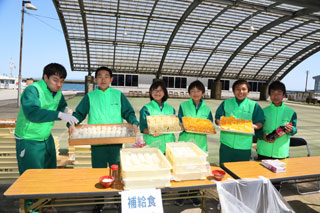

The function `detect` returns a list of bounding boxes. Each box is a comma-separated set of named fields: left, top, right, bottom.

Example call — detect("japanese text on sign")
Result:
left=121, top=188, right=163, bottom=213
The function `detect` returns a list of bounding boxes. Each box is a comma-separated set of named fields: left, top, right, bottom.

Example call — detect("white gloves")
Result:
left=58, top=112, right=79, bottom=126
left=64, top=107, right=73, bottom=115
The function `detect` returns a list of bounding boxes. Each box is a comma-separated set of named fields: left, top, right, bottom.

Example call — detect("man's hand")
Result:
left=284, top=123, right=293, bottom=134
left=215, top=119, right=221, bottom=126
left=263, top=134, right=275, bottom=143
left=133, top=124, right=138, bottom=134
left=69, top=125, right=75, bottom=135
left=58, top=112, right=79, bottom=126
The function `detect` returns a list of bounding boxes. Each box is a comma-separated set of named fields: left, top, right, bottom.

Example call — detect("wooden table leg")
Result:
left=200, top=190, right=206, bottom=213
left=19, top=199, right=26, bottom=213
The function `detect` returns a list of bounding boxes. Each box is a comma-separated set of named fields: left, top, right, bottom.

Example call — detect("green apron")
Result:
left=178, top=99, right=211, bottom=151
left=15, top=80, right=61, bottom=174
left=257, top=103, right=294, bottom=158
left=15, top=79, right=61, bottom=141
left=87, top=88, right=123, bottom=167
left=143, top=100, right=176, bottom=153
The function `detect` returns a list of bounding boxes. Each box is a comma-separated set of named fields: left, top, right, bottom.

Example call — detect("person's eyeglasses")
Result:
left=152, top=89, right=164, bottom=94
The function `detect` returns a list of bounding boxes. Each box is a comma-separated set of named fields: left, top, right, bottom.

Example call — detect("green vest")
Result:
left=257, top=103, right=294, bottom=158
left=87, top=87, right=123, bottom=124
left=143, top=100, right=176, bottom=153
left=178, top=99, right=211, bottom=151
left=15, top=80, right=62, bottom=141
left=220, top=97, right=256, bottom=150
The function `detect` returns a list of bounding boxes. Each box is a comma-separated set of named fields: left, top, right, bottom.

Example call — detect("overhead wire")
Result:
left=25, top=11, right=63, bottom=34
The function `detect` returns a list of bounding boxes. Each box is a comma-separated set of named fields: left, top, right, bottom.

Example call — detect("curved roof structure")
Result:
left=53, top=0, right=320, bottom=84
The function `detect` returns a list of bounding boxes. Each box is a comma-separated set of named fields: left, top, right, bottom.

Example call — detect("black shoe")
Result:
left=190, top=198, right=201, bottom=207
left=92, top=204, right=103, bottom=213
left=175, top=199, right=185, bottom=206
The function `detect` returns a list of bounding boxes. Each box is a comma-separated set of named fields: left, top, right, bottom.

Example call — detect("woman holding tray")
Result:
left=139, top=80, right=176, bottom=153
left=178, top=80, right=213, bottom=151
left=215, top=79, right=264, bottom=166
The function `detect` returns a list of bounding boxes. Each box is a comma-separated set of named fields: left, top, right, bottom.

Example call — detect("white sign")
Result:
left=120, top=188, right=163, bottom=213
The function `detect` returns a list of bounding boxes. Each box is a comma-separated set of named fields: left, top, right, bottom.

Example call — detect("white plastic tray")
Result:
left=120, top=148, right=172, bottom=179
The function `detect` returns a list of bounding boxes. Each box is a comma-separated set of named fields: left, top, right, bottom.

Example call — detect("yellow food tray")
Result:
left=182, top=117, right=216, bottom=134
left=220, top=116, right=254, bottom=134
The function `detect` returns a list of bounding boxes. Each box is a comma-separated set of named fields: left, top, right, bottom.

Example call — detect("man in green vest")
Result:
left=15, top=63, right=78, bottom=175
left=178, top=80, right=213, bottom=151
left=215, top=80, right=264, bottom=166
left=256, top=81, right=297, bottom=159
left=69, top=66, right=139, bottom=213
left=69, top=66, right=139, bottom=167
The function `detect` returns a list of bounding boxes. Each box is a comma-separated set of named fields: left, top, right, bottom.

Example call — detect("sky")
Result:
left=0, top=0, right=319, bottom=91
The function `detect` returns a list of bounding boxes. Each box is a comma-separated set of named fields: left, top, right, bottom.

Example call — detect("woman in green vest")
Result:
left=215, top=79, right=264, bottom=166
left=139, top=80, right=176, bottom=153
left=69, top=67, right=139, bottom=168
left=178, top=80, right=213, bottom=151
left=15, top=63, right=78, bottom=175
left=256, top=81, right=297, bottom=160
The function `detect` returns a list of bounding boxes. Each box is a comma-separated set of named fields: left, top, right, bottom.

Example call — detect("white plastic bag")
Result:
left=216, top=176, right=294, bottom=213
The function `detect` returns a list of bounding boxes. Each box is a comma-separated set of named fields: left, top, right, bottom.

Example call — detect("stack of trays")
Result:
left=166, top=142, right=211, bottom=181
left=120, top=148, right=172, bottom=190
left=0, top=129, right=19, bottom=179
left=73, top=145, right=92, bottom=168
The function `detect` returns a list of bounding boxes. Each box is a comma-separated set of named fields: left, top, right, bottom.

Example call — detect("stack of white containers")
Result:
left=166, top=142, right=211, bottom=181
left=120, top=148, right=172, bottom=190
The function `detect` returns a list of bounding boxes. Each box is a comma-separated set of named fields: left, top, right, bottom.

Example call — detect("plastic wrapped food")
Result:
left=147, top=115, right=182, bottom=133
left=220, top=116, right=253, bottom=134
left=182, top=117, right=216, bottom=134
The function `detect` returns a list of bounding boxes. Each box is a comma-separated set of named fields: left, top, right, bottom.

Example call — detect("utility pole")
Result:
left=305, top=70, right=309, bottom=92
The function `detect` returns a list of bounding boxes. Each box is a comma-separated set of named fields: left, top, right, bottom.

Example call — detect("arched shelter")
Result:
left=52, top=0, right=320, bottom=99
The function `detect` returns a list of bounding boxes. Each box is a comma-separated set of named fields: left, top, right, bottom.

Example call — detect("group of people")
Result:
left=15, top=62, right=297, bottom=174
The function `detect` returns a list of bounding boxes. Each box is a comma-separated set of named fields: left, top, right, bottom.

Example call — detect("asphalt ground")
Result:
left=0, top=95, right=319, bottom=212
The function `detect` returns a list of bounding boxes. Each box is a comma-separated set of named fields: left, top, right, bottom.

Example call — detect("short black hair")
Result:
left=43, top=63, right=67, bottom=79
left=95, top=66, right=113, bottom=78
left=188, top=80, right=205, bottom=94
left=268, top=81, right=286, bottom=95
left=232, top=79, right=250, bottom=92
left=149, top=80, right=169, bottom=102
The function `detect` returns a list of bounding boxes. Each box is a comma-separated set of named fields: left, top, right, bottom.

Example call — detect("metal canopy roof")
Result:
left=53, top=0, right=320, bottom=83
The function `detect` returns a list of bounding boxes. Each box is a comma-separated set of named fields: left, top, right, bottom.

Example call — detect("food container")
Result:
left=166, top=142, right=208, bottom=165
left=147, top=115, right=182, bottom=134
left=172, top=170, right=209, bottom=181
left=122, top=177, right=171, bottom=190
left=69, top=123, right=136, bottom=146
left=120, top=148, right=172, bottom=179
left=170, top=162, right=210, bottom=173
left=99, top=175, right=115, bottom=188
left=120, top=148, right=172, bottom=190
left=166, top=142, right=211, bottom=181
left=182, top=117, right=216, bottom=134
left=220, top=116, right=254, bottom=134
left=212, top=170, right=226, bottom=181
